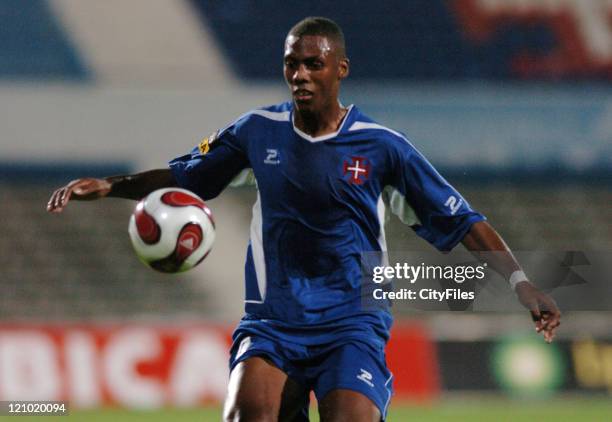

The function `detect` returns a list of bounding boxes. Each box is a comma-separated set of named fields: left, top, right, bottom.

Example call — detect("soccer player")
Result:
left=47, top=17, right=560, bottom=422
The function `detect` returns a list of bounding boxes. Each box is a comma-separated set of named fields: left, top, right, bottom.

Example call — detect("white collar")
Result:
left=292, top=104, right=354, bottom=143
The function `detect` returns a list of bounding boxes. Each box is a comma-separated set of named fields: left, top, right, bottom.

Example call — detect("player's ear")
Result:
left=338, top=58, right=349, bottom=80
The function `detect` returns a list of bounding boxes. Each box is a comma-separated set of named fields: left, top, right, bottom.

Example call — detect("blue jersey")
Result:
left=169, top=102, right=485, bottom=345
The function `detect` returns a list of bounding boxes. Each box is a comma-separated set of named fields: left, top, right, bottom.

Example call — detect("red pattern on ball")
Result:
left=161, top=191, right=215, bottom=227
left=175, top=223, right=203, bottom=262
left=134, top=202, right=161, bottom=244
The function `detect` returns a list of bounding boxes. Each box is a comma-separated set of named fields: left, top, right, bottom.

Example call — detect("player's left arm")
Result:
left=461, top=221, right=561, bottom=343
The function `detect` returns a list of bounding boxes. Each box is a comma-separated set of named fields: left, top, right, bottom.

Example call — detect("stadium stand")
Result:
left=0, top=183, right=217, bottom=320
left=0, top=0, right=88, bottom=79
left=0, top=182, right=609, bottom=320
left=387, top=184, right=612, bottom=252
left=190, top=0, right=608, bottom=81
left=49, top=0, right=230, bottom=87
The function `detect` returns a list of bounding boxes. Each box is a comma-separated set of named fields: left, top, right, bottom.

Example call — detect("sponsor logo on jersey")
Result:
left=357, top=368, right=374, bottom=387
left=198, top=131, right=219, bottom=155
left=264, top=148, right=280, bottom=165
left=445, top=195, right=463, bottom=215
left=343, top=156, right=370, bottom=185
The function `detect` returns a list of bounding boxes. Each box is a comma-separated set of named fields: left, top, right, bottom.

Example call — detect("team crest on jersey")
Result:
left=343, top=156, right=371, bottom=185
left=197, top=130, right=219, bottom=155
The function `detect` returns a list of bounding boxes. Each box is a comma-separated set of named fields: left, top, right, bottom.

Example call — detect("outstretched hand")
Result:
left=46, top=178, right=112, bottom=213
left=515, top=282, right=561, bottom=343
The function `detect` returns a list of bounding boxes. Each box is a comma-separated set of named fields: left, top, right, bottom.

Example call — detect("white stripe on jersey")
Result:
left=251, top=110, right=290, bottom=122
left=229, top=168, right=256, bottom=187
left=376, top=194, right=388, bottom=252
left=218, top=109, right=290, bottom=137
left=246, top=191, right=266, bottom=303
left=383, top=186, right=421, bottom=227
left=348, top=121, right=415, bottom=147
left=383, top=373, right=394, bottom=417
left=350, top=121, right=451, bottom=192
left=376, top=194, right=391, bottom=269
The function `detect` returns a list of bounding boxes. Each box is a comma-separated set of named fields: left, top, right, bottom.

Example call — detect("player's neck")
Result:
left=293, top=101, right=347, bottom=137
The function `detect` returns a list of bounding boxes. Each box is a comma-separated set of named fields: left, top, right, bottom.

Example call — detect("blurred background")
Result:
left=0, top=0, right=611, bottom=420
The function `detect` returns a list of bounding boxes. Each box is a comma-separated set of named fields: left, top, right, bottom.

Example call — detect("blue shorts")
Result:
left=229, top=332, right=394, bottom=420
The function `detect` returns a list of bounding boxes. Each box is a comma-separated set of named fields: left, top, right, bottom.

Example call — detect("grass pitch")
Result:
left=6, top=396, right=611, bottom=421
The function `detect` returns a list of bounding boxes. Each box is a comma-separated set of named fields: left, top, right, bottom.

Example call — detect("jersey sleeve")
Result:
left=388, top=137, right=485, bottom=251
left=168, top=121, right=250, bottom=200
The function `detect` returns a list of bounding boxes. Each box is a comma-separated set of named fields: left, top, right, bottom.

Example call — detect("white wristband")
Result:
left=509, top=270, right=530, bottom=291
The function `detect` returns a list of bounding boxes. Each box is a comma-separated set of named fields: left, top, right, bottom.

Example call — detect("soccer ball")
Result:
left=128, top=188, right=215, bottom=273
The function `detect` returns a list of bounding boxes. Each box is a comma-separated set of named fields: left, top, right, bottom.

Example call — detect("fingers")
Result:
left=46, top=191, right=56, bottom=212
left=532, top=298, right=561, bottom=344
left=47, top=186, right=71, bottom=213
left=540, top=310, right=561, bottom=343
left=520, top=286, right=561, bottom=343
left=540, top=310, right=561, bottom=332
left=539, top=312, right=560, bottom=343
left=530, top=310, right=559, bottom=343
left=539, top=296, right=561, bottom=329
left=47, top=178, right=110, bottom=212
left=46, top=179, right=85, bottom=213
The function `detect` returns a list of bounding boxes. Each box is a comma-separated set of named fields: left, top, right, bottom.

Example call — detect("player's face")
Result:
left=283, top=34, right=348, bottom=113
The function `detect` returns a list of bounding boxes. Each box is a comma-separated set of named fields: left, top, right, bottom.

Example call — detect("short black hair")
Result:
left=288, top=17, right=346, bottom=58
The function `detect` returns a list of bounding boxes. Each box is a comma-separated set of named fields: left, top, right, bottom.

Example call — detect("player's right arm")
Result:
left=46, top=168, right=177, bottom=213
